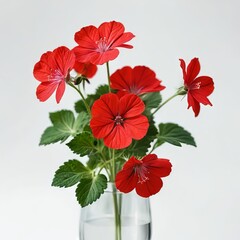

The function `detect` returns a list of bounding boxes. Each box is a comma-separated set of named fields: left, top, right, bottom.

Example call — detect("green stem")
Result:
left=112, top=185, right=122, bottom=240
left=97, top=158, right=114, bottom=171
left=152, top=88, right=186, bottom=115
left=106, top=62, right=111, bottom=93
left=67, top=82, right=91, bottom=116
left=112, top=149, right=116, bottom=180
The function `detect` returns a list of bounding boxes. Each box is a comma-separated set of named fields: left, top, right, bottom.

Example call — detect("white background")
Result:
left=1, top=0, right=240, bottom=239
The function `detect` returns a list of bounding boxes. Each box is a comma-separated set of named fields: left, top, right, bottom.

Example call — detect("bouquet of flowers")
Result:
left=33, top=21, right=214, bottom=207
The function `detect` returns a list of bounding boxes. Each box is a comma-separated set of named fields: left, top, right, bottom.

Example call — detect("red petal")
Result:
left=111, top=66, right=164, bottom=95
left=115, top=168, right=138, bottom=193
left=36, top=81, right=58, bottom=102
left=132, top=66, right=165, bottom=93
left=74, top=26, right=100, bottom=64
left=187, top=92, right=201, bottom=117
left=74, top=25, right=99, bottom=48
left=55, top=80, right=66, bottom=103
left=51, top=46, right=75, bottom=76
left=179, top=59, right=187, bottom=82
left=191, top=76, right=214, bottom=96
left=121, top=156, right=141, bottom=170
left=90, top=94, right=119, bottom=138
left=119, top=94, right=145, bottom=118
left=91, top=93, right=119, bottom=119
left=90, top=49, right=119, bottom=65
left=115, top=157, right=139, bottom=193
left=142, top=155, right=172, bottom=177
left=98, top=21, right=124, bottom=46
left=33, top=52, right=52, bottom=82
left=117, top=43, right=134, bottom=49
left=74, top=62, right=97, bottom=78
left=98, top=21, right=134, bottom=49
left=185, top=58, right=200, bottom=85
left=124, top=115, right=149, bottom=140
left=110, top=66, right=133, bottom=92
left=111, top=32, right=135, bottom=49
left=136, top=175, right=163, bottom=198
left=103, top=125, right=132, bottom=149
left=90, top=118, right=114, bottom=139
left=190, top=91, right=212, bottom=106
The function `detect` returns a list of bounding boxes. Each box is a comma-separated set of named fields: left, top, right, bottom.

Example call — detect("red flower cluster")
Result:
left=110, top=66, right=165, bottom=95
left=33, top=21, right=135, bottom=103
left=180, top=58, right=214, bottom=117
left=90, top=93, right=149, bottom=149
left=33, top=20, right=215, bottom=200
left=116, top=154, right=172, bottom=197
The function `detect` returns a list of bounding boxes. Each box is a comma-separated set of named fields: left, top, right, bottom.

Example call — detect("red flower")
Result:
left=115, top=154, right=172, bottom=197
left=90, top=93, right=149, bottom=149
left=33, top=46, right=75, bottom=103
left=73, top=21, right=135, bottom=65
left=110, top=66, right=165, bottom=95
left=179, top=58, right=214, bottom=117
left=74, top=61, right=97, bottom=78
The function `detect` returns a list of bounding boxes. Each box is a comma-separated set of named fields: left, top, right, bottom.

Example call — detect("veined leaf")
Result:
left=95, top=84, right=109, bottom=96
left=39, top=110, right=88, bottom=145
left=39, top=126, right=70, bottom=145
left=73, top=112, right=89, bottom=132
left=141, top=92, right=162, bottom=110
left=75, top=174, right=107, bottom=207
left=67, top=132, right=97, bottom=157
left=49, top=110, right=75, bottom=126
left=155, top=123, right=196, bottom=147
left=52, top=159, right=91, bottom=188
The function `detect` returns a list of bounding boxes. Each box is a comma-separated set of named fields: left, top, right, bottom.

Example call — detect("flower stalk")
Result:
left=67, top=81, right=91, bottom=116
left=152, top=87, right=187, bottom=115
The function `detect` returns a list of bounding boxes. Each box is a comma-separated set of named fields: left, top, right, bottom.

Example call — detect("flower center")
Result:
left=192, top=81, right=201, bottom=90
left=129, top=85, right=143, bottom=95
left=49, top=69, right=65, bottom=82
left=96, top=37, right=109, bottom=53
left=186, top=81, right=201, bottom=91
left=114, top=115, right=124, bottom=125
left=135, top=164, right=149, bottom=184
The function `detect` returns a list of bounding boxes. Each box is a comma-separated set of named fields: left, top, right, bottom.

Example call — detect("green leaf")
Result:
left=39, top=126, right=70, bottom=145
left=40, top=110, right=88, bottom=145
left=52, top=160, right=91, bottom=188
left=156, top=123, right=196, bottom=147
left=73, top=111, right=90, bottom=132
left=87, top=153, right=102, bottom=170
left=95, top=84, right=109, bottom=96
left=141, top=92, right=162, bottom=110
left=75, top=174, right=107, bottom=207
left=67, top=132, right=97, bottom=157
left=49, top=110, right=75, bottom=126
left=121, top=124, right=158, bottom=158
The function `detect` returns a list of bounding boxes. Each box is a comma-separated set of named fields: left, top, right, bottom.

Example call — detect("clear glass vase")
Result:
left=79, top=182, right=151, bottom=240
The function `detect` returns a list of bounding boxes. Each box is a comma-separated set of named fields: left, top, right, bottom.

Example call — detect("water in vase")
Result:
left=81, top=216, right=151, bottom=240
